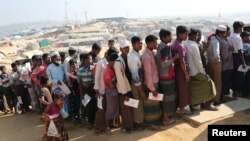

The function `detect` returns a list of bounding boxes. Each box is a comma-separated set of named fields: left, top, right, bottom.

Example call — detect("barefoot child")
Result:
left=40, top=76, right=53, bottom=106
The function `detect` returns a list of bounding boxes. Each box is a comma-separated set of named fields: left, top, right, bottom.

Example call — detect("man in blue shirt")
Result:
left=46, top=51, right=65, bottom=92
left=241, top=31, right=250, bottom=65
left=46, top=51, right=71, bottom=118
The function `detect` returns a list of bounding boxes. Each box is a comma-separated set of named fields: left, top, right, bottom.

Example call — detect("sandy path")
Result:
left=0, top=110, right=250, bottom=141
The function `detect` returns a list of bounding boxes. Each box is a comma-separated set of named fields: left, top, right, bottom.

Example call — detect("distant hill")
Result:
left=1, top=12, right=250, bottom=37
left=223, top=12, right=250, bottom=23
left=0, top=21, right=65, bottom=37
left=154, top=12, right=250, bottom=24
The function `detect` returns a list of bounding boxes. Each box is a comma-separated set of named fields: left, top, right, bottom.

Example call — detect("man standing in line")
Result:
left=228, top=21, right=246, bottom=98
left=206, top=25, right=227, bottom=105
left=127, top=36, right=145, bottom=129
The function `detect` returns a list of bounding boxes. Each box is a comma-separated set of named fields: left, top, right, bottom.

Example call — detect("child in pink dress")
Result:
left=43, top=94, right=68, bottom=141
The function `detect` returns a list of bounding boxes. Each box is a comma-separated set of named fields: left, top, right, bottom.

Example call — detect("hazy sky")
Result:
left=1, top=0, right=250, bottom=26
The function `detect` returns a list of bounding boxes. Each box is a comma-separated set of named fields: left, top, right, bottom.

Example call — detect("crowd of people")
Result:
left=0, top=20, right=250, bottom=141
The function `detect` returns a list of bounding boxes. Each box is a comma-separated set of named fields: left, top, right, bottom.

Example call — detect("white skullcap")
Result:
left=119, top=40, right=129, bottom=48
left=50, top=51, right=60, bottom=57
left=69, top=46, right=77, bottom=51
left=217, top=25, right=227, bottom=32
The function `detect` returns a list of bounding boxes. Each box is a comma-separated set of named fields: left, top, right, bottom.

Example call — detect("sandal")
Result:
left=204, top=105, right=219, bottom=111
left=162, top=118, right=176, bottom=126
left=178, top=110, right=194, bottom=115
left=109, top=125, right=119, bottom=129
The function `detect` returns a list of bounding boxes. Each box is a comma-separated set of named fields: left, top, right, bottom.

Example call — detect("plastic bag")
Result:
left=47, top=120, right=60, bottom=137
left=17, top=96, right=23, bottom=104
left=60, top=107, right=69, bottom=119
left=81, top=94, right=91, bottom=107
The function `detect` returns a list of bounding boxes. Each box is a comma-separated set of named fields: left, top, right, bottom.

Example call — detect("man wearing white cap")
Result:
left=113, top=39, right=133, bottom=132
left=46, top=51, right=65, bottom=91
left=63, top=46, right=78, bottom=84
left=206, top=25, right=227, bottom=105
left=220, top=26, right=234, bottom=103
left=47, top=51, right=71, bottom=118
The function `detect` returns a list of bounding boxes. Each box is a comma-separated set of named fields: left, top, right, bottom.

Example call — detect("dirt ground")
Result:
left=1, top=46, right=250, bottom=141
left=0, top=110, right=250, bottom=141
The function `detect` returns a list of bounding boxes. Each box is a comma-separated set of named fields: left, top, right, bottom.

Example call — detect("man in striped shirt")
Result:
left=77, top=53, right=96, bottom=129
